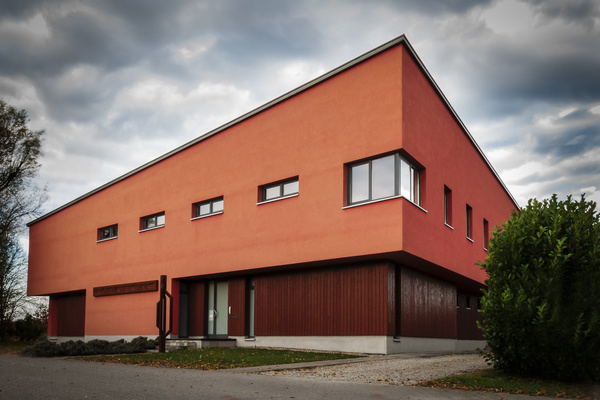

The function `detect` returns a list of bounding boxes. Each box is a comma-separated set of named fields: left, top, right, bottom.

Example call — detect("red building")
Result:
left=27, top=35, right=518, bottom=354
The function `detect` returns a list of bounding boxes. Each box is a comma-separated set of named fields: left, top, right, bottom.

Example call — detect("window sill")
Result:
left=444, top=223, right=454, bottom=230
left=96, top=237, right=118, bottom=243
left=466, top=237, right=474, bottom=243
left=139, top=225, right=165, bottom=233
left=257, top=193, right=298, bottom=205
left=343, top=195, right=427, bottom=213
left=191, top=211, right=224, bottom=221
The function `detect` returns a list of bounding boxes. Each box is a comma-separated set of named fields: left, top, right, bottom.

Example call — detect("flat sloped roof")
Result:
left=28, top=34, right=518, bottom=226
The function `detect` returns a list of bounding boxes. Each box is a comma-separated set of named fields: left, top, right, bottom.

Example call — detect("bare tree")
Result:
left=0, top=239, right=28, bottom=340
left=0, top=99, right=45, bottom=341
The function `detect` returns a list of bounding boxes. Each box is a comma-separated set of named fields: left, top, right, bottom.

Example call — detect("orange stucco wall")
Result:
left=28, top=45, right=406, bottom=336
left=27, top=41, right=517, bottom=337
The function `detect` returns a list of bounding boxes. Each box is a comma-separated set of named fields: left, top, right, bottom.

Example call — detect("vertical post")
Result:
left=156, top=275, right=168, bottom=353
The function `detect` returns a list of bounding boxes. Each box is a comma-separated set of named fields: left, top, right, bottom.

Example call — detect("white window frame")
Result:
left=346, top=152, right=421, bottom=206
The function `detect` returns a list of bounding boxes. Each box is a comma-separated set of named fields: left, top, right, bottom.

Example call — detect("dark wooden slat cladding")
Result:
left=457, top=293, right=484, bottom=340
left=254, top=262, right=391, bottom=336
left=399, top=267, right=456, bottom=338
left=227, top=278, right=246, bottom=337
left=187, top=280, right=205, bottom=337
left=54, top=292, right=86, bottom=336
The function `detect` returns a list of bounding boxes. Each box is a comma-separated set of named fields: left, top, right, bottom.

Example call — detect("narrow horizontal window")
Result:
left=193, top=197, right=224, bottom=219
left=259, top=177, right=299, bottom=203
left=140, top=212, right=165, bottom=231
left=347, top=152, right=421, bottom=206
left=97, top=224, right=118, bottom=241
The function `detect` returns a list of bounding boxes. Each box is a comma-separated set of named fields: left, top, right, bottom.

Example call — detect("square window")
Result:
left=282, top=180, right=299, bottom=196
left=141, top=212, right=165, bottom=231
left=259, top=177, right=299, bottom=203
left=265, top=185, right=281, bottom=200
left=347, top=152, right=421, bottom=206
left=97, top=224, right=118, bottom=241
left=193, top=197, right=224, bottom=219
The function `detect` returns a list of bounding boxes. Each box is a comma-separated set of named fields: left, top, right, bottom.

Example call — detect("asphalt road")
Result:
left=0, top=354, right=549, bottom=400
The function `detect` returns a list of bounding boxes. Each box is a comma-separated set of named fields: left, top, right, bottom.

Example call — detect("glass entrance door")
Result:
left=207, top=280, right=228, bottom=338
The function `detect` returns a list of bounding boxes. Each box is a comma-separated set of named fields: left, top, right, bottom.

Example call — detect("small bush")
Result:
left=20, top=336, right=157, bottom=357
left=480, top=195, right=600, bottom=382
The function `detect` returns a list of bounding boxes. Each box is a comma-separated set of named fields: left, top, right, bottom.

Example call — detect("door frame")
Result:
left=206, top=280, right=228, bottom=338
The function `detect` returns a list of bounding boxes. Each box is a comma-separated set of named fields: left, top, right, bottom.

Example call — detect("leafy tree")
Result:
left=480, top=195, right=600, bottom=382
left=15, top=313, right=45, bottom=341
left=0, top=99, right=45, bottom=341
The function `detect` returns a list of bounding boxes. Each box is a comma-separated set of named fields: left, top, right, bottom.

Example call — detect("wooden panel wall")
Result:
left=227, top=278, right=246, bottom=337
left=254, top=262, right=390, bottom=336
left=187, top=281, right=205, bottom=337
left=399, top=267, right=456, bottom=338
left=53, top=292, right=86, bottom=336
left=457, top=293, right=484, bottom=340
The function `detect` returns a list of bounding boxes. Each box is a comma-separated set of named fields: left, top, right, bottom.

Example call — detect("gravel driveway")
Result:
left=258, top=353, right=490, bottom=386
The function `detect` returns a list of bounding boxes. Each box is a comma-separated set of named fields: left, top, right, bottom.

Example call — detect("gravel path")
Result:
left=258, top=353, right=491, bottom=386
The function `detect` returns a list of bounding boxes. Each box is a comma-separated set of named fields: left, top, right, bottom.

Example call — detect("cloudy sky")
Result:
left=1, top=0, right=599, bottom=217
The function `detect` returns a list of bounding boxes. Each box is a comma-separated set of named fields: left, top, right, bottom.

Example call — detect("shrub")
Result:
left=480, top=195, right=600, bottom=382
left=14, top=314, right=45, bottom=341
left=20, top=336, right=157, bottom=357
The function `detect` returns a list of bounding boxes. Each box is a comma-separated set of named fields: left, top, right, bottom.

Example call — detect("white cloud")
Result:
left=175, top=37, right=215, bottom=60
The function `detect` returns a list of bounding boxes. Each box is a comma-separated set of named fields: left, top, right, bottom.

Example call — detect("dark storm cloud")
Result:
left=533, top=107, right=600, bottom=158
left=350, top=0, right=493, bottom=15
left=526, top=0, right=600, bottom=27
left=0, top=0, right=57, bottom=19
left=453, top=40, right=600, bottom=122
left=0, top=0, right=323, bottom=125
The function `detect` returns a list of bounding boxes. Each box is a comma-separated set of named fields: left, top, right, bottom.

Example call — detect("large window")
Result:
left=140, top=212, right=165, bottom=231
left=347, top=153, right=420, bottom=205
left=97, top=224, right=118, bottom=242
left=193, top=197, right=224, bottom=219
left=259, top=177, right=299, bottom=203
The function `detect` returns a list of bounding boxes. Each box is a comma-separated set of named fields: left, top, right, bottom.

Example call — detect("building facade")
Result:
left=27, top=35, right=518, bottom=354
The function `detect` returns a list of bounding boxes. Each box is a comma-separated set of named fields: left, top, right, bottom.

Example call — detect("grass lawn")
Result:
left=419, top=369, right=598, bottom=399
left=74, top=347, right=360, bottom=370
left=0, top=341, right=38, bottom=355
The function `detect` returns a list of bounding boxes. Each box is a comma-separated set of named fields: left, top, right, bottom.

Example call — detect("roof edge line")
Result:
left=28, top=33, right=518, bottom=226
left=27, top=35, right=409, bottom=226
left=400, top=38, right=520, bottom=209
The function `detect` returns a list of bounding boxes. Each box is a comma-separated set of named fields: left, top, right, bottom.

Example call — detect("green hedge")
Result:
left=480, top=195, right=600, bottom=382
left=20, top=336, right=156, bottom=357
